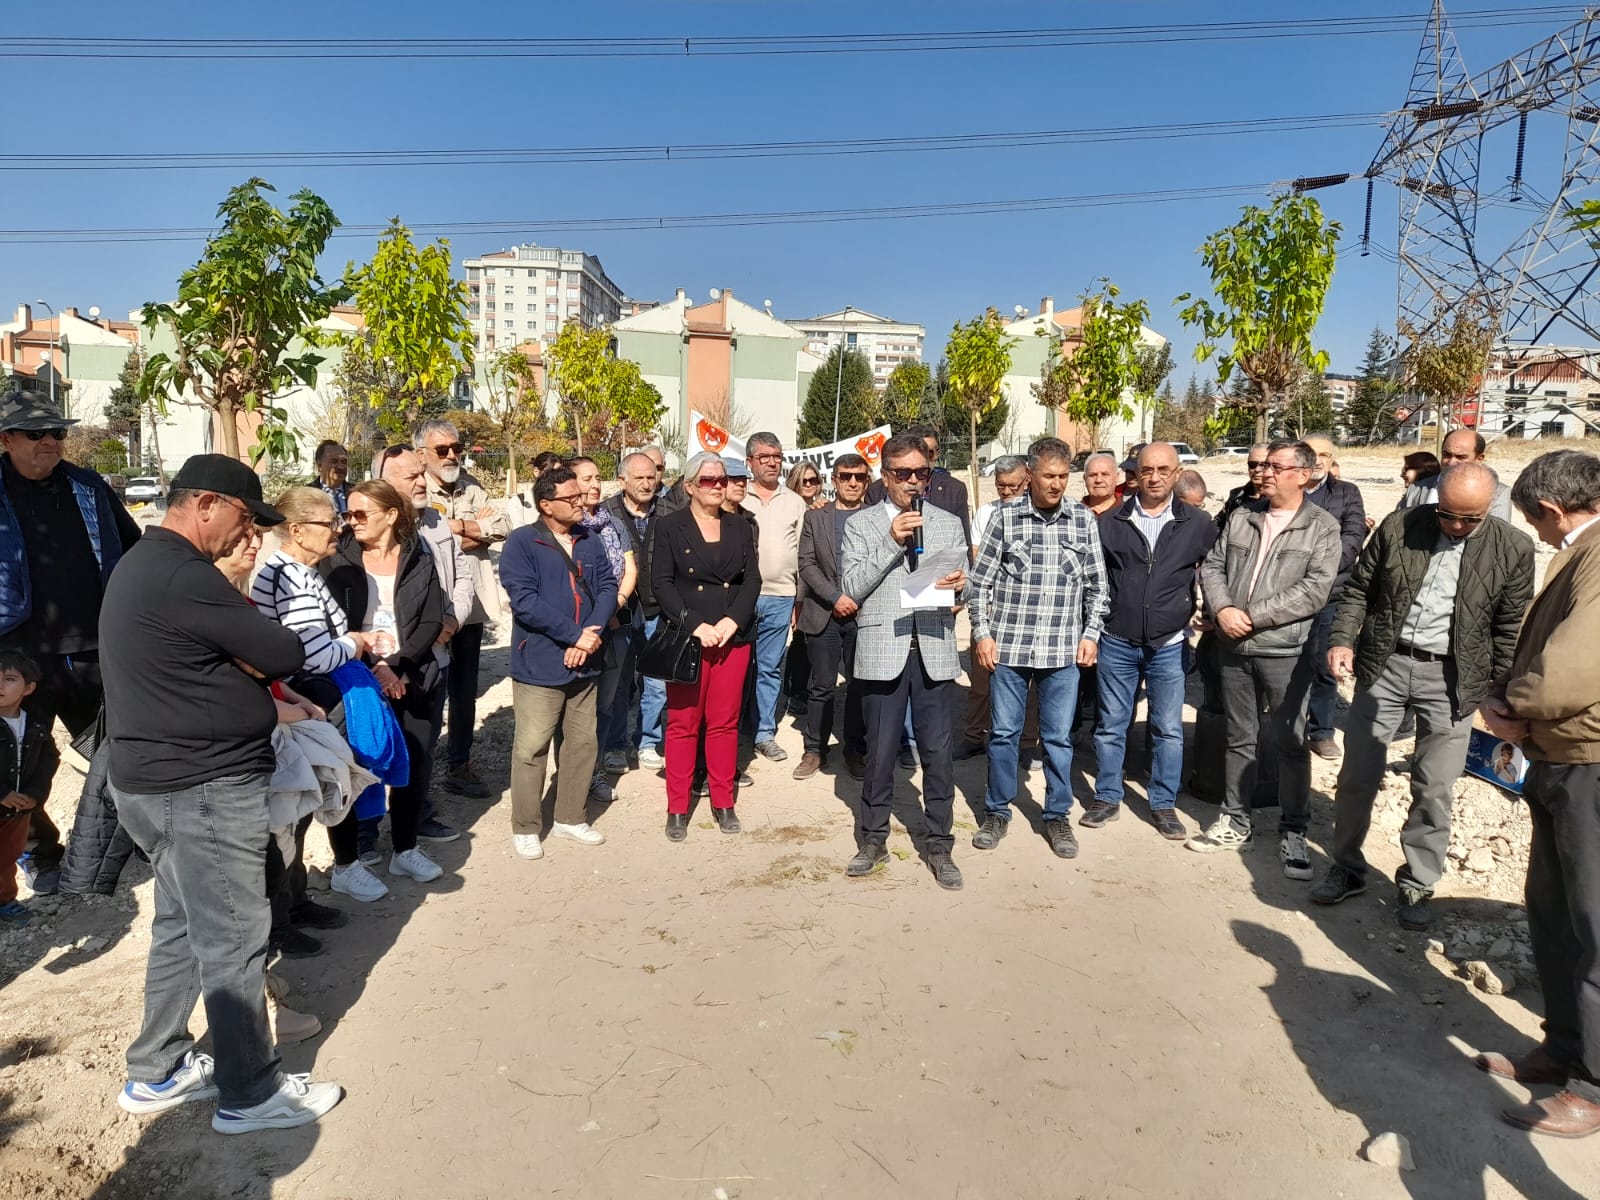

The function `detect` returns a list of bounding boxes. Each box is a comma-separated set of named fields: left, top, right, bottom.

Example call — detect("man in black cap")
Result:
left=0, top=388, right=142, bottom=894
left=101, top=454, right=343, bottom=1133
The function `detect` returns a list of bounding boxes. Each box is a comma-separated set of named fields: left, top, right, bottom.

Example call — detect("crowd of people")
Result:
left=3, top=384, right=1600, bottom=1140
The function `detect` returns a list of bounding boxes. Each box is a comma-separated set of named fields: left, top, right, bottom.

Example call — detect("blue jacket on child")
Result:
left=499, top=519, right=618, bottom=688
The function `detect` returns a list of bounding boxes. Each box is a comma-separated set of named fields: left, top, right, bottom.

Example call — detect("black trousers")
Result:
left=858, top=644, right=954, bottom=854
left=1524, top=760, right=1600, bottom=1102
left=803, top=623, right=865, bottom=759
left=445, top=621, right=485, bottom=770
left=21, top=652, right=103, bottom=871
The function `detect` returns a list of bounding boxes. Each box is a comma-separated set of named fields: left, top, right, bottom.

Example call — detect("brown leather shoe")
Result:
left=792, top=752, right=822, bottom=781
left=1476, top=1046, right=1571, bottom=1086
left=1502, top=1091, right=1600, bottom=1138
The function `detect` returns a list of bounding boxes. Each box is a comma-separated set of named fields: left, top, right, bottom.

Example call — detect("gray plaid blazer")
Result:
left=841, top=501, right=966, bottom=682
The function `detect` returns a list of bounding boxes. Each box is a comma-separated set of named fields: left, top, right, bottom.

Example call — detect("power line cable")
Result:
left=0, top=8, right=1577, bottom=60
left=0, top=112, right=1388, bottom=172
left=0, top=182, right=1280, bottom=245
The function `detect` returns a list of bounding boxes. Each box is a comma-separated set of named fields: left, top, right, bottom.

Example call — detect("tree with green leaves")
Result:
left=798, top=345, right=876, bottom=446
left=606, top=358, right=666, bottom=452
left=1407, top=302, right=1494, bottom=453
left=945, top=310, right=1013, bottom=505
left=881, top=360, right=933, bottom=432
left=140, top=178, right=347, bottom=463
left=103, top=349, right=143, bottom=456
left=339, top=218, right=474, bottom=438
left=545, top=323, right=613, bottom=455
left=1284, top=370, right=1336, bottom=439
left=1132, top=341, right=1175, bottom=443
left=1033, top=282, right=1150, bottom=449
left=1177, top=194, right=1341, bottom=444
left=1343, top=327, right=1403, bottom=444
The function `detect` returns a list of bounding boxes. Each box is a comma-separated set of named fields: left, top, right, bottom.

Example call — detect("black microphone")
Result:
left=911, top=495, right=924, bottom=556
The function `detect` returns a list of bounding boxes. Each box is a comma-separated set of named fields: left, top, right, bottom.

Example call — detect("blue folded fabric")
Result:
left=329, top=661, right=408, bottom=820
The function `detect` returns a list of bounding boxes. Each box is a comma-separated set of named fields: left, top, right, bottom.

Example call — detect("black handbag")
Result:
left=639, top=609, right=702, bottom=684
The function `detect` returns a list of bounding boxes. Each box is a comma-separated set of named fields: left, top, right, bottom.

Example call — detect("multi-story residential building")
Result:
left=0, top=303, right=139, bottom=425
left=463, top=243, right=624, bottom=360
left=788, top=308, right=925, bottom=391
left=1323, top=373, right=1358, bottom=417
left=997, top=297, right=1170, bottom=459
left=1477, top=346, right=1600, bottom=440
left=613, top=289, right=821, bottom=454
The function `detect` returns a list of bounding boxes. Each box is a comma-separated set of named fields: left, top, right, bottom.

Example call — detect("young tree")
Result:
left=1132, top=341, right=1176, bottom=442
left=798, top=345, right=876, bottom=446
left=881, top=361, right=933, bottom=432
left=945, top=310, right=1013, bottom=503
left=607, top=358, right=667, bottom=453
left=1284, top=370, right=1336, bottom=439
left=1407, top=303, right=1494, bottom=452
left=544, top=323, right=613, bottom=455
left=140, top=178, right=347, bottom=463
left=339, top=219, right=474, bottom=437
left=1177, top=194, right=1341, bottom=443
left=1032, top=282, right=1149, bottom=450
left=478, top=345, right=544, bottom=493
left=103, top=349, right=143, bottom=461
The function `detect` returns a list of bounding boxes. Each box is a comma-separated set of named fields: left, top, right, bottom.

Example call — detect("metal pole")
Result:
left=34, top=299, right=56, bottom=411
left=831, top=305, right=852, bottom=443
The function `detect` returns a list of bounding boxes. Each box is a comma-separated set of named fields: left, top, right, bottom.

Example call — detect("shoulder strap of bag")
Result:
left=535, top=519, right=596, bottom=608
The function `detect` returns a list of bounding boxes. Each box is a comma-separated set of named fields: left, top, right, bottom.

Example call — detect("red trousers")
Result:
left=665, top=641, right=751, bottom=814
left=0, top=811, right=31, bottom=905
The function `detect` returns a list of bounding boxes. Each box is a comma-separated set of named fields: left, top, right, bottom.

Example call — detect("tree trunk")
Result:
left=146, top=402, right=167, bottom=483
left=968, top=406, right=980, bottom=519
left=1254, top=392, right=1271, bottom=445
left=218, top=396, right=242, bottom=461
left=505, top=435, right=518, bottom=499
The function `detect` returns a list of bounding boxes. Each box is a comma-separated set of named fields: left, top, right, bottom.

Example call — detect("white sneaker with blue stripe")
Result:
left=212, top=1072, right=343, bottom=1135
left=117, top=1050, right=219, bottom=1114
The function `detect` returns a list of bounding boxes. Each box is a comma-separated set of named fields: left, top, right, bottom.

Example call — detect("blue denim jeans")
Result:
left=1093, top=634, right=1187, bottom=811
left=113, top=771, right=280, bottom=1107
left=987, top=662, right=1079, bottom=820
left=634, top=615, right=667, bottom=753
left=751, top=595, right=794, bottom=744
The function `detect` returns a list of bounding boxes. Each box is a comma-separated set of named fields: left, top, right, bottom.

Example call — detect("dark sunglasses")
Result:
left=21, top=427, right=68, bottom=442
left=887, top=466, right=933, bottom=482
left=377, top=444, right=412, bottom=466
left=1437, top=509, right=1487, bottom=525
left=1247, top=460, right=1269, bottom=470
left=800, top=475, right=821, bottom=486
left=429, top=443, right=465, bottom=458
left=695, top=476, right=730, bottom=489
left=835, top=471, right=870, bottom=482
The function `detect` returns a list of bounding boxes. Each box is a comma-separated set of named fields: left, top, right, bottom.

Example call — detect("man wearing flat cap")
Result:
left=0, top=389, right=142, bottom=894
left=100, top=453, right=343, bottom=1132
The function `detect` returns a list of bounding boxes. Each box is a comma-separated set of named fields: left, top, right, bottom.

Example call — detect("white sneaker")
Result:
left=1280, top=832, right=1314, bottom=881
left=330, top=861, right=388, bottom=902
left=118, top=1050, right=218, bottom=1114
left=1186, top=817, right=1254, bottom=853
left=211, top=1072, right=343, bottom=1135
left=389, top=847, right=444, bottom=882
left=553, top=821, right=605, bottom=846
left=513, top=833, right=544, bottom=859
left=638, top=745, right=665, bottom=770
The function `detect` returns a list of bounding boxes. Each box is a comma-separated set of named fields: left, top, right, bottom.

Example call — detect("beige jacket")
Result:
left=1500, top=520, right=1600, bottom=764
left=425, top=470, right=510, bottom=625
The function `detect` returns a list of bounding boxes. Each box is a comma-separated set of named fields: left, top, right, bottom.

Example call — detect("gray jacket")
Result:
left=842, top=501, right=965, bottom=682
left=417, top=507, right=474, bottom=665
left=1200, top=500, right=1342, bottom=656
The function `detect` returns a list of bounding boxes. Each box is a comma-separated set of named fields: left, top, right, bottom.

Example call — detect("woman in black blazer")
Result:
left=650, top=452, right=761, bottom=841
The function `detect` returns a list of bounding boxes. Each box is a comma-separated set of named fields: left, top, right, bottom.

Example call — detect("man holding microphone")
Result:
left=841, top=434, right=969, bottom=889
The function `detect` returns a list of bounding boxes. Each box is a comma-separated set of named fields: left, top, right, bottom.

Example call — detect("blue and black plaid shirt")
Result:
left=969, top=496, right=1108, bottom=669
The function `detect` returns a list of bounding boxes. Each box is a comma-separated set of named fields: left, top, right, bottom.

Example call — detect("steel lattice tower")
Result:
left=1367, top=2, right=1600, bottom=396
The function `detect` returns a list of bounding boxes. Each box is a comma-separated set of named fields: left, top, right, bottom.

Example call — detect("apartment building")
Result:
left=1477, top=346, right=1600, bottom=439
left=463, top=243, right=625, bottom=358
left=788, top=309, right=925, bottom=390
left=0, top=303, right=139, bottom=425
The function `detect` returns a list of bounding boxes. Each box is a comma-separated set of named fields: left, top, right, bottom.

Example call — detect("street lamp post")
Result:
left=831, top=304, right=854, bottom=444
left=33, top=299, right=57, bottom=412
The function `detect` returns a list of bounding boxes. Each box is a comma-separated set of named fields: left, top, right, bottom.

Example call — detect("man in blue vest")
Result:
left=0, top=390, right=142, bottom=893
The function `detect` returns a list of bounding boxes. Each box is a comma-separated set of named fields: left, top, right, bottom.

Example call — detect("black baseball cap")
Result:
left=169, top=454, right=285, bottom=525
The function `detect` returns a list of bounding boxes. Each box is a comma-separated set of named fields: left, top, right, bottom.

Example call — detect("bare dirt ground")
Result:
left=0, top=450, right=1592, bottom=1199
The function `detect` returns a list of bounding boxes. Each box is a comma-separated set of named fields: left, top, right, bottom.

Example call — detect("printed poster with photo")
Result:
left=1464, top=727, right=1528, bottom=796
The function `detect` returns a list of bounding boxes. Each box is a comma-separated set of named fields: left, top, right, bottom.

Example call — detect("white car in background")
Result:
left=124, top=476, right=164, bottom=503
left=1170, top=442, right=1202, bottom=465
left=1206, top=446, right=1252, bottom=461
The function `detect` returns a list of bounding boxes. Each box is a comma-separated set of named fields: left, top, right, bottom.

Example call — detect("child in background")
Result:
left=1, top=650, right=60, bottom=926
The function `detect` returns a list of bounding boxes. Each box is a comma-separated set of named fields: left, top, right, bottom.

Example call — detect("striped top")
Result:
left=250, top=551, right=359, bottom=675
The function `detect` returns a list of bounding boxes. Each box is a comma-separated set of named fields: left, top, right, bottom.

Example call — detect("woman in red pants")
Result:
left=650, top=452, right=761, bottom=841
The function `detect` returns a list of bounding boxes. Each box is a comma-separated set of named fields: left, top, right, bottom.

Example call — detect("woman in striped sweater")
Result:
left=250, top=487, right=388, bottom=904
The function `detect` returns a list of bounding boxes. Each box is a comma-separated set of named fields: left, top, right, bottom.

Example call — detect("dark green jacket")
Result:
left=1329, top=506, right=1534, bottom=719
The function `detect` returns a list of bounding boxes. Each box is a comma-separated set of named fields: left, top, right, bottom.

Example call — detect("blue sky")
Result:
left=0, top=1, right=1583, bottom=381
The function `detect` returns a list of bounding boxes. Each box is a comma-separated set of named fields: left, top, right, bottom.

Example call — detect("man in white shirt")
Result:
left=741, top=432, right=808, bottom=762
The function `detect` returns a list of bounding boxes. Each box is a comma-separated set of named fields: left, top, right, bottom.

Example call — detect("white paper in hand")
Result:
left=899, top=545, right=966, bottom=609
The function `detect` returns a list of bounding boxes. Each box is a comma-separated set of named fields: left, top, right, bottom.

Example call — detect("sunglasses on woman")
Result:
left=801, top=475, right=820, bottom=486
left=695, top=475, right=730, bottom=489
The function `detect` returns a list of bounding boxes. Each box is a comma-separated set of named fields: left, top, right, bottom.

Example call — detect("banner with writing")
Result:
left=688, top=411, right=891, bottom=476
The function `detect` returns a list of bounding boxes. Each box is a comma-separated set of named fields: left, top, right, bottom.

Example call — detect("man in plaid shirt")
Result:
left=967, top=438, right=1108, bottom=859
